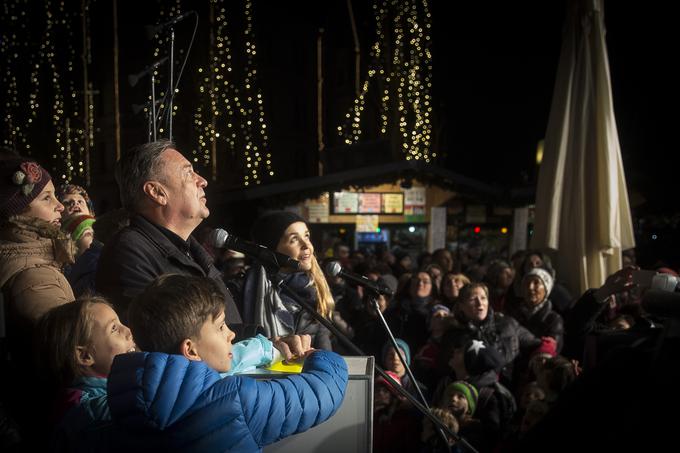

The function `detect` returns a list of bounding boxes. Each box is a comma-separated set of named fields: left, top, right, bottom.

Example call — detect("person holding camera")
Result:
left=562, top=266, right=677, bottom=366
left=517, top=265, right=680, bottom=452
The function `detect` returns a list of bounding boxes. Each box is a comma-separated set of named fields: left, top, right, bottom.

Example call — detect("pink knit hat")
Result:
left=376, top=370, right=403, bottom=396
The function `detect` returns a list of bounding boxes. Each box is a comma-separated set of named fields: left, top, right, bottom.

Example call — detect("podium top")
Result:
left=245, top=356, right=374, bottom=378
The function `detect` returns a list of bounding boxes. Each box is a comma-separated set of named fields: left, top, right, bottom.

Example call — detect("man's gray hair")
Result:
left=115, top=140, right=174, bottom=211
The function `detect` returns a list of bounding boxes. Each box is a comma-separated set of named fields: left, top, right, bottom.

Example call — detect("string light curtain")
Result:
left=193, top=0, right=273, bottom=186
left=0, top=0, right=93, bottom=183
left=337, top=0, right=435, bottom=162
left=1, top=1, right=32, bottom=154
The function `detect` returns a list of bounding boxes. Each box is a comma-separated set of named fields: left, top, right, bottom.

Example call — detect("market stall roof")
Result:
left=211, top=160, right=533, bottom=209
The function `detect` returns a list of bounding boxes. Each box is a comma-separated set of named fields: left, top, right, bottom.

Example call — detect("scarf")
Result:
left=245, top=265, right=316, bottom=338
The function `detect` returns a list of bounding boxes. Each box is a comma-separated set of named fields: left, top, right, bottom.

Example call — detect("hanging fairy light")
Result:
left=0, top=0, right=31, bottom=153
left=193, top=0, right=273, bottom=187
left=1, top=0, right=93, bottom=183
left=193, top=1, right=238, bottom=170
left=337, top=0, right=435, bottom=162
left=43, top=0, right=84, bottom=181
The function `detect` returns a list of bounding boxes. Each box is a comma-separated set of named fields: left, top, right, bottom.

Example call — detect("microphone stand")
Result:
left=367, top=290, right=453, bottom=453
left=151, top=72, right=157, bottom=141
left=268, top=269, right=478, bottom=453
left=147, top=11, right=198, bottom=141
left=168, top=28, right=175, bottom=140
left=368, top=291, right=429, bottom=407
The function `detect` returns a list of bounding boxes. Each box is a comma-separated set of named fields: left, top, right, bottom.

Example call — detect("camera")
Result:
left=632, top=269, right=679, bottom=292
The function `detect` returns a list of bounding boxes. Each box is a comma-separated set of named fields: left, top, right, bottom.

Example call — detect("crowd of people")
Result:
left=1, top=141, right=678, bottom=452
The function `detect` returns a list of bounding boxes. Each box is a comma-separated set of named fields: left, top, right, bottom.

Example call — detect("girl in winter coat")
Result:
left=0, top=157, right=77, bottom=451
left=36, top=298, right=136, bottom=425
left=0, top=158, right=75, bottom=327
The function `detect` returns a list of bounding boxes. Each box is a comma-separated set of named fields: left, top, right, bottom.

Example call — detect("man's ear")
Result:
left=142, top=181, right=168, bottom=206
left=75, top=346, right=95, bottom=367
left=179, top=338, right=202, bottom=361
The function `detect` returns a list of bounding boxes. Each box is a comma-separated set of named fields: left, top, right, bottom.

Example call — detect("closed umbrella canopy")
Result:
left=532, top=0, right=635, bottom=295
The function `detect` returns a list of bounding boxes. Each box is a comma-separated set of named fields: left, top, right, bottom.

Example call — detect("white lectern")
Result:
left=258, top=356, right=374, bottom=453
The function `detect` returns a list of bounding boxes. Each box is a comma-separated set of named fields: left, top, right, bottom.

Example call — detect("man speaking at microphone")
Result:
left=96, top=141, right=310, bottom=357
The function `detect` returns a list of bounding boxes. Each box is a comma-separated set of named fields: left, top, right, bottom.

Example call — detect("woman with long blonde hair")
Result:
left=242, top=211, right=334, bottom=350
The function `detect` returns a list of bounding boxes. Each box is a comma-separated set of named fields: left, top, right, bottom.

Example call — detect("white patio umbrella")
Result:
left=532, top=0, right=635, bottom=296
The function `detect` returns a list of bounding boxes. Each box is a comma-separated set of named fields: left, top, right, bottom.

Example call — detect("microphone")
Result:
left=128, top=56, right=169, bottom=87
left=209, top=228, right=300, bottom=271
left=145, top=11, right=195, bottom=38
left=325, top=261, right=394, bottom=296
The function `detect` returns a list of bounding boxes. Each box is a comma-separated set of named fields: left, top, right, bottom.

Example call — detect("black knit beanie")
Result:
left=250, top=211, right=306, bottom=251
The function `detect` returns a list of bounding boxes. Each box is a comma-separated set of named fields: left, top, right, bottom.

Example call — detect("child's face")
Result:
left=276, top=221, right=314, bottom=271
left=192, top=310, right=235, bottom=373
left=87, top=303, right=136, bottom=376
left=383, top=347, right=406, bottom=377
left=62, top=193, right=90, bottom=216
left=448, top=390, right=469, bottom=416
left=24, top=181, right=64, bottom=225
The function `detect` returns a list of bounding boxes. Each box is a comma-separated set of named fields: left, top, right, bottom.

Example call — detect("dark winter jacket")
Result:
left=383, top=296, right=430, bottom=353
left=454, top=308, right=541, bottom=384
left=456, top=308, right=541, bottom=370
left=505, top=299, right=565, bottom=353
left=242, top=267, right=332, bottom=350
left=95, top=214, right=241, bottom=324
left=65, top=239, right=102, bottom=298
left=563, top=289, right=656, bottom=365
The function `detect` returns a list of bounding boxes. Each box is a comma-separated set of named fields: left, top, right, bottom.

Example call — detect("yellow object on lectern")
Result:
left=266, top=360, right=303, bottom=373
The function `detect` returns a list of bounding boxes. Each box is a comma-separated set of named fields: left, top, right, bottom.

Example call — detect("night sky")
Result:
left=3, top=1, right=677, bottom=216
left=430, top=1, right=677, bottom=208
left=103, top=1, right=677, bottom=207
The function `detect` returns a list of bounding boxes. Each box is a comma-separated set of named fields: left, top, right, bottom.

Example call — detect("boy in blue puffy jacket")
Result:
left=108, top=274, right=348, bottom=452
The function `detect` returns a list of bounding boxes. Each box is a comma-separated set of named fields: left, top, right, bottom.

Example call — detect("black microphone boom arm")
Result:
left=209, top=228, right=300, bottom=272
left=325, top=261, right=394, bottom=296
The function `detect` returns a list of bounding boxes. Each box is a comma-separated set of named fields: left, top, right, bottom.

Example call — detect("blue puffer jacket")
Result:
left=107, top=350, right=348, bottom=452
